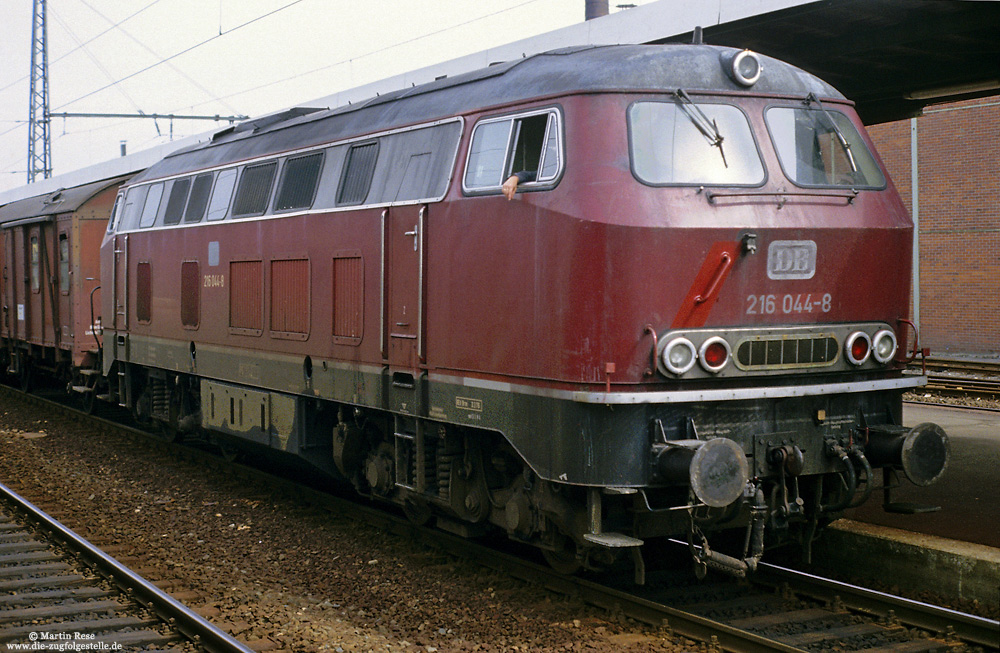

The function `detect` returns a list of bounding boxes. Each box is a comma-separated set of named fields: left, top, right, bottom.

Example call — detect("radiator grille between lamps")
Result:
left=734, top=334, right=839, bottom=370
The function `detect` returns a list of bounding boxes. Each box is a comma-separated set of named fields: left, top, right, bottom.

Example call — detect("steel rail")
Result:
left=0, top=479, right=254, bottom=653
left=4, top=384, right=995, bottom=653
left=1, top=386, right=805, bottom=653
left=756, top=562, right=1000, bottom=649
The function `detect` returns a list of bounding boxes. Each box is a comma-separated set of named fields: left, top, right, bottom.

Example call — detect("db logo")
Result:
left=767, top=240, right=817, bottom=280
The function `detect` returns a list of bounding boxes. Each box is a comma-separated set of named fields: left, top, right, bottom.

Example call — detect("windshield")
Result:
left=766, top=106, right=885, bottom=188
left=629, top=100, right=764, bottom=186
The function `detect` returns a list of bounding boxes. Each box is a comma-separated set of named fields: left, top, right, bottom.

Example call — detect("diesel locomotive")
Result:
left=2, top=43, right=950, bottom=581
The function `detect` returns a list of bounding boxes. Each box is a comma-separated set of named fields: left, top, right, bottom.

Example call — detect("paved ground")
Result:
left=843, top=403, right=1000, bottom=549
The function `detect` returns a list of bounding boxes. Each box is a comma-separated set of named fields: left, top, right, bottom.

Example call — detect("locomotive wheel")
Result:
left=154, top=422, right=182, bottom=443
left=402, top=495, right=433, bottom=526
left=78, top=388, right=97, bottom=415
left=219, top=442, right=243, bottom=463
left=541, top=535, right=582, bottom=575
left=18, top=359, right=34, bottom=393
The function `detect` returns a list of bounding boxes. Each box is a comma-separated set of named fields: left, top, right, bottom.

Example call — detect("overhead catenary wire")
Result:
left=182, top=0, right=550, bottom=111
left=0, top=0, right=307, bottom=176
left=52, top=0, right=310, bottom=111
left=75, top=0, right=243, bottom=117
left=0, top=0, right=164, bottom=99
left=0, top=0, right=580, bottom=184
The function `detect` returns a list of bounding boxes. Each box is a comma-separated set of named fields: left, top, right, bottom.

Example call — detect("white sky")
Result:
left=0, top=0, right=653, bottom=194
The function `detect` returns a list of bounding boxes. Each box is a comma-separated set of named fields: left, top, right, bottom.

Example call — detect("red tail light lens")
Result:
left=845, top=332, right=872, bottom=365
left=699, top=337, right=731, bottom=373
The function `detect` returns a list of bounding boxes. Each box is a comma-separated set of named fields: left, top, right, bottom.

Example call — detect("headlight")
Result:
left=662, top=337, right=697, bottom=375
left=723, top=49, right=762, bottom=87
left=872, top=329, right=898, bottom=364
left=699, top=336, right=731, bottom=373
left=845, top=331, right=872, bottom=366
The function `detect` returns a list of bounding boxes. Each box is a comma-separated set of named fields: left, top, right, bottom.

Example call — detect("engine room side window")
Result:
left=464, top=109, right=562, bottom=193
left=119, top=186, right=147, bottom=232
left=337, top=142, right=379, bottom=206
left=765, top=107, right=885, bottom=188
left=379, top=120, right=463, bottom=203
left=107, top=193, right=123, bottom=233
left=274, top=152, right=324, bottom=212
left=138, top=183, right=164, bottom=228
left=232, top=161, right=278, bottom=218
left=629, top=101, right=764, bottom=186
left=207, top=169, right=237, bottom=221
left=163, top=178, right=192, bottom=225
left=184, top=173, right=214, bottom=223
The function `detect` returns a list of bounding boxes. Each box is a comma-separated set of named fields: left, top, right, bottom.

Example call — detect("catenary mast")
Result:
left=27, top=0, right=52, bottom=183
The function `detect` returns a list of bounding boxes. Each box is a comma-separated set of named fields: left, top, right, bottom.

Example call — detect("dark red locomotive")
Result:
left=5, top=43, right=950, bottom=579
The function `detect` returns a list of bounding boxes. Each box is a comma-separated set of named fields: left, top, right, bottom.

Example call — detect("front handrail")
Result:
left=705, top=189, right=859, bottom=206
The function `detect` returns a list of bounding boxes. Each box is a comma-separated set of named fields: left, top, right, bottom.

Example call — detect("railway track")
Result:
left=910, top=358, right=1000, bottom=402
left=923, top=375, right=1000, bottom=400
left=0, top=479, right=253, bottom=653
left=3, top=384, right=998, bottom=652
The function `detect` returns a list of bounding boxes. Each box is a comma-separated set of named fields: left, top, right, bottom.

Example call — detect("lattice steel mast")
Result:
left=27, top=0, right=52, bottom=183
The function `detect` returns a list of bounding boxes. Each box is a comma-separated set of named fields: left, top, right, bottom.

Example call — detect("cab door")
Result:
left=384, top=204, right=426, bottom=372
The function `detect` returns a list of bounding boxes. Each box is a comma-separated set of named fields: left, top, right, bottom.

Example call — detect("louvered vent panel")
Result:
left=229, top=260, right=263, bottom=331
left=270, top=259, right=310, bottom=335
left=333, top=255, right=363, bottom=341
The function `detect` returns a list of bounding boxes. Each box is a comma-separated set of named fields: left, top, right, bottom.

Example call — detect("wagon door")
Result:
left=57, top=222, right=73, bottom=344
left=12, top=227, right=28, bottom=341
left=27, top=224, right=47, bottom=345
left=384, top=204, right=426, bottom=373
left=1, top=228, right=12, bottom=341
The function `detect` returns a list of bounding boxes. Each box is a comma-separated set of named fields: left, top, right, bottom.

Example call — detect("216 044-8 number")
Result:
left=746, top=293, right=832, bottom=315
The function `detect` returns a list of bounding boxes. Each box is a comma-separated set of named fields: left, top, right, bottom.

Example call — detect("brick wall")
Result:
left=868, top=99, right=1000, bottom=358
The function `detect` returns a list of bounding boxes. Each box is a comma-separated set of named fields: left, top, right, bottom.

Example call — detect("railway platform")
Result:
left=819, top=403, right=1000, bottom=609
left=843, top=402, right=1000, bottom=549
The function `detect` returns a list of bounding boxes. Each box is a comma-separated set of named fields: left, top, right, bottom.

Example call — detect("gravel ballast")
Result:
left=0, top=396, right=689, bottom=653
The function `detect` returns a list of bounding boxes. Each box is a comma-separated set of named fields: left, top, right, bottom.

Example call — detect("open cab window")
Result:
left=463, top=108, right=562, bottom=194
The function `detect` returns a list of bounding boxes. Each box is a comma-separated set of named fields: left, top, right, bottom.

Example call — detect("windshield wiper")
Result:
left=675, top=89, right=728, bottom=168
left=804, top=92, right=858, bottom=173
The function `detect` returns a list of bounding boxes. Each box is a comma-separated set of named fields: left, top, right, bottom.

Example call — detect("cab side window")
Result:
left=464, top=109, right=562, bottom=194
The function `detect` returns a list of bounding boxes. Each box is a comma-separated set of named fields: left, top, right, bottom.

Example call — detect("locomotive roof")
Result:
left=130, top=43, right=844, bottom=183
left=0, top=174, right=132, bottom=227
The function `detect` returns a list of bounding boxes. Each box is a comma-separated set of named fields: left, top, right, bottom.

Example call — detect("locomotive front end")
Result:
left=606, top=48, right=952, bottom=577
left=455, top=45, right=958, bottom=581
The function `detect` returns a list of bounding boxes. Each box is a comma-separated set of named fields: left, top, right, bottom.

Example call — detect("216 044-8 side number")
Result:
left=746, top=293, right=832, bottom=315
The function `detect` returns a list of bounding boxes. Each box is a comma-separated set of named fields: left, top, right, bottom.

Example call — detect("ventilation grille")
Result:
left=734, top=334, right=839, bottom=370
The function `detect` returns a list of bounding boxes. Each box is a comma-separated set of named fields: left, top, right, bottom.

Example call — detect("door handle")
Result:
left=404, top=222, right=419, bottom=251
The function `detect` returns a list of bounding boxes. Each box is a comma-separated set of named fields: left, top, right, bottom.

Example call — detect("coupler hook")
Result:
left=688, top=487, right=766, bottom=579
